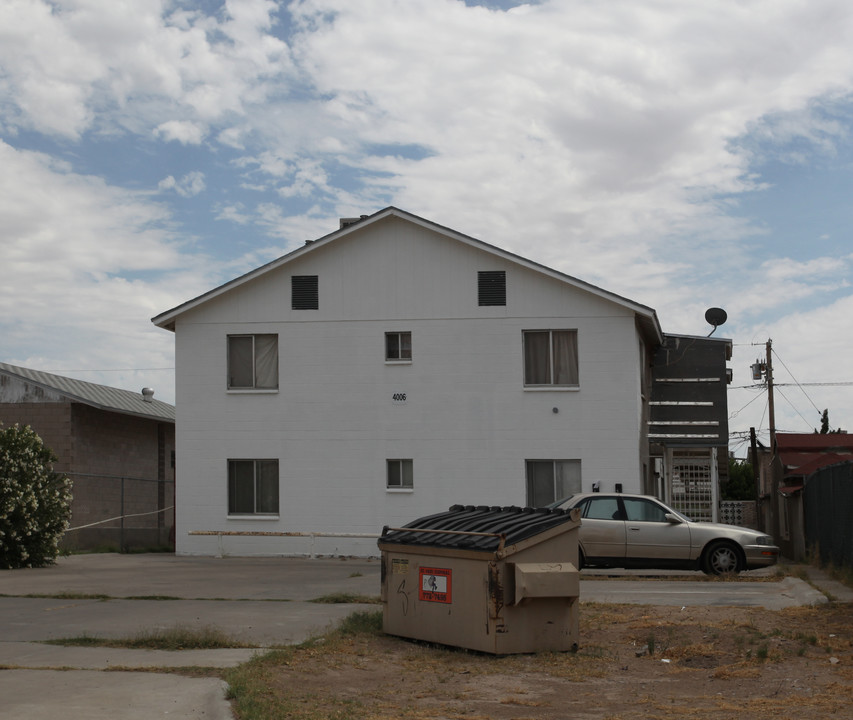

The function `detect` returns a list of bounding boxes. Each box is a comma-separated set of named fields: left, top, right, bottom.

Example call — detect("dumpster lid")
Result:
left=379, top=504, right=578, bottom=553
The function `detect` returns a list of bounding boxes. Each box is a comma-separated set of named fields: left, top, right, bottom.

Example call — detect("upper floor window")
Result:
left=523, top=330, right=578, bottom=387
left=228, top=334, right=278, bottom=389
left=292, top=275, right=318, bottom=309
left=385, top=332, right=412, bottom=361
left=478, top=270, right=506, bottom=306
left=228, top=459, right=279, bottom=515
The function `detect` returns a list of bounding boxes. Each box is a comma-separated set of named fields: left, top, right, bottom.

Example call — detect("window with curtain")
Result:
left=523, top=330, right=578, bottom=386
left=228, top=459, right=279, bottom=515
left=526, top=460, right=581, bottom=506
left=227, top=334, right=278, bottom=389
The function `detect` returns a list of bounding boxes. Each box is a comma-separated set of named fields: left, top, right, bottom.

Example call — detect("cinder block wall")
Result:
left=0, top=401, right=175, bottom=551
left=0, top=402, right=74, bottom=473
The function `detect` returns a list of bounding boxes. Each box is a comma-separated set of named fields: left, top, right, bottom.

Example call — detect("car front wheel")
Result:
left=702, top=541, right=744, bottom=575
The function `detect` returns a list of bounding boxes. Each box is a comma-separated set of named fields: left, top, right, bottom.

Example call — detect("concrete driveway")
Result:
left=0, top=554, right=835, bottom=719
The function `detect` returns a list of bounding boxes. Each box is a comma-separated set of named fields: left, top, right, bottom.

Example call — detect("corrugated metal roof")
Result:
left=0, top=363, right=175, bottom=423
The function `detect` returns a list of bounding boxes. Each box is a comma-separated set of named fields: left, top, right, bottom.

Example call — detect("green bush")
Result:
left=0, top=424, right=73, bottom=568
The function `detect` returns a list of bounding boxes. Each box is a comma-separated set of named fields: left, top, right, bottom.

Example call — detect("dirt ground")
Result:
left=263, top=601, right=853, bottom=720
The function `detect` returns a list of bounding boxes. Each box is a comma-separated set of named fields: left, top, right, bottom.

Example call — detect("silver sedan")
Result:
left=552, top=493, right=779, bottom=575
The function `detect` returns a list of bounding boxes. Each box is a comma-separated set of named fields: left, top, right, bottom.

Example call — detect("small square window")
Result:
left=387, top=459, right=413, bottom=489
left=292, top=275, right=318, bottom=310
left=385, top=332, right=412, bottom=361
left=478, top=271, right=506, bottom=306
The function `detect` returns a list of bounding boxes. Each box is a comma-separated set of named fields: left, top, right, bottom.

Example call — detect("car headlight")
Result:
left=753, top=535, right=773, bottom=546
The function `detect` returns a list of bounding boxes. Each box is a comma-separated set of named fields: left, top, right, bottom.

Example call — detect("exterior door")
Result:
left=578, top=496, right=627, bottom=561
left=622, top=497, right=691, bottom=562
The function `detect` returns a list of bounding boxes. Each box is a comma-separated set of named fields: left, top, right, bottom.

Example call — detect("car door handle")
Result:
left=628, top=526, right=640, bottom=531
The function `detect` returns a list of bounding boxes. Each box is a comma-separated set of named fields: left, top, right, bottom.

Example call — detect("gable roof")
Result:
left=0, top=363, right=175, bottom=423
left=152, top=206, right=662, bottom=343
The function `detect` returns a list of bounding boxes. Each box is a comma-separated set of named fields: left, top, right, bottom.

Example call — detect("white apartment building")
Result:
left=153, top=207, right=662, bottom=556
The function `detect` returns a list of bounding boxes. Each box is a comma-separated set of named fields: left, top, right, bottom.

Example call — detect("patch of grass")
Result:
left=225, top=611, right=387, bottom=719
left=68, top=544, right=120, bottom=555
left=44, top=625, right=254, bottom=650
left=126, top=545, right=174, bottom=554
left=0, top=592, right=112, bottom=601
left=309, top=592, right=381, bottom=605
left=335, top=609, right=384, bottom=636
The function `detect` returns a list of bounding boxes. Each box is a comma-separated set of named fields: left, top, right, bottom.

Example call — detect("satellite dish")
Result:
left=705, top=307, right=727, bottom=336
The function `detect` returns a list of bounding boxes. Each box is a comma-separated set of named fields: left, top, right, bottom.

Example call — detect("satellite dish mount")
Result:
left=704, top=307, right=728, bottom=337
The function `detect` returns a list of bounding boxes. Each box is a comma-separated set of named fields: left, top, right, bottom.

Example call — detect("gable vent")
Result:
left=478, top=270, right=506, bottom=306
left=292, top=275, right=319, bottom=310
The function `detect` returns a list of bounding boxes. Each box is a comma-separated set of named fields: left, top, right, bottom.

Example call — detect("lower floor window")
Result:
left=526, top=459, right=581, bottom=507
left=387, top=459, right=413, bottom=489
left=228, top=459, right=279, bottom=514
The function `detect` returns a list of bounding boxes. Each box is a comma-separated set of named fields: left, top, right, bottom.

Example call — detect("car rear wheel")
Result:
left=703, top=541, right=743, bottom=575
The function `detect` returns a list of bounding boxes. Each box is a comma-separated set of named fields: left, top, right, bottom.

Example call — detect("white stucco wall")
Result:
left=171, top=216, right=650, bottom=556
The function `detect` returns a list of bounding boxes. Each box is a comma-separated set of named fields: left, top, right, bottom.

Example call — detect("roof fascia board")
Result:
left=152, top=206, right=662, bottom=343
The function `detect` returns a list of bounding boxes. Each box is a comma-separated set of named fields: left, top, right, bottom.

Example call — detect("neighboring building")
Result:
left=0, top=363, right=175, bottom=551
left=757, top=432, right=853, bottom=560
left=649, top=334, right=733, bottom=522
left=154, top=207, right=676, bottom=557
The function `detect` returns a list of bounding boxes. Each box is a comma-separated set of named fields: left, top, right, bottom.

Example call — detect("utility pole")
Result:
left=766, top=339, right=776, bottom=453
left=751, top=339, right=777, bottom=452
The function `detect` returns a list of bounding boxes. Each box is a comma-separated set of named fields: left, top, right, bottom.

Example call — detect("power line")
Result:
left=775, top=386, right=819, bottom=429
left=771, top=347, right=823, bottom=416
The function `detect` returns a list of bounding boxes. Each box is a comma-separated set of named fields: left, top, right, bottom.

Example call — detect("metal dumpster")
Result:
left=378, top=504, right=581, bottom=655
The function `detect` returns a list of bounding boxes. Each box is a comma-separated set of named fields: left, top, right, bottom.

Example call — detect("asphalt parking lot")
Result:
left=0, top=554, right=842, bottom=719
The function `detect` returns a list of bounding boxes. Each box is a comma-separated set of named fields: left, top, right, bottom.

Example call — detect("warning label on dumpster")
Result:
left=419, top=567, right=452, bottom=603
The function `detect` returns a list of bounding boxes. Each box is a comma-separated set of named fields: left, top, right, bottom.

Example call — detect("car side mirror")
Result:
left=664, top=513, right=682, bottom=524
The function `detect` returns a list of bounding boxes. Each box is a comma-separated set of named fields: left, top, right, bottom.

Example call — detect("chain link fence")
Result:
left=61, top=472, right=175, bottom=552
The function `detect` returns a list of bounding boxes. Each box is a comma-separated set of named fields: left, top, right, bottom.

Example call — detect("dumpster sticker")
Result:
left=419, top=567, right=452, bottom=604
left=392, top=558, right=409, bottom=574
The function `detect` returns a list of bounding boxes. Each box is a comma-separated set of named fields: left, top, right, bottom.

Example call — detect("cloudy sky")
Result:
left=2, top=0, right=852, bottom=454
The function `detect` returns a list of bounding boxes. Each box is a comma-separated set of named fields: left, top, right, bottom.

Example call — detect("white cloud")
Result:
left=0, top=0, right=293, bottom=139
left=282, top=0, right=853, bottom=295
left=158, top=171, right=207, bottom=197
left=155, top=120, right=206, bottom=144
